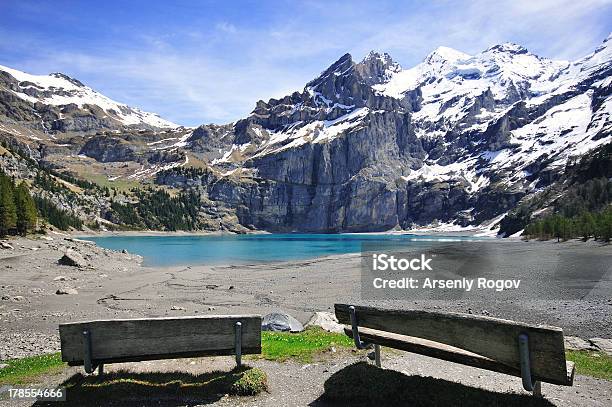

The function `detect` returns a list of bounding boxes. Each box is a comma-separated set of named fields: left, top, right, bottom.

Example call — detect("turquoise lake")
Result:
left=87, top=233, right=479, bottom=267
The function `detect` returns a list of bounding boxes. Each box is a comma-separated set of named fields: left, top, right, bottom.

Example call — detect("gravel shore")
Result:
left=0, top=235, right=611, bottom=360
left=0, top=234, right=610, bottom=405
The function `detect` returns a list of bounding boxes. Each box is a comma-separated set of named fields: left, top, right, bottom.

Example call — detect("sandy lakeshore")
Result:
left=0, top=234, right=611, bottom=406
left=0, top=234, right=610, bottom=359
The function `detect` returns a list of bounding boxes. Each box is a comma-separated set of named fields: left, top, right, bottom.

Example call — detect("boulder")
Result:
left=56, top=287, right=78, bottom=295
left=262, top=312, right=304, bottom=333
left=58, top=249, right=86, bottom=267
left=305, top=311, right=344, bottom=333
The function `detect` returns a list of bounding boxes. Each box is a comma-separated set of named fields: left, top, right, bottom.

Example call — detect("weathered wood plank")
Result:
left=59, top=315, right=261, bottom=364
left=335, top=304, right=569, bottom=385
left=345, top=326, right=574, bottom=386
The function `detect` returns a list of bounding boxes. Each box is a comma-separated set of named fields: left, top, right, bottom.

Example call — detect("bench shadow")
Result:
left=33, top=366, right=262, bottom=406
left=312, top=362, right=555, bottom=407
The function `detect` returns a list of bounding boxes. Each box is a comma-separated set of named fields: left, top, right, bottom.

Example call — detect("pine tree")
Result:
left=0, top=172, right=17, bottom=236
left=15, top=182, right=37, bottom=235
left=580, top=212, right=595, bottom=241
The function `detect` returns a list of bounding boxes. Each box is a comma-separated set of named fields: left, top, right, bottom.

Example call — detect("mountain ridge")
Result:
left=0, top=35, right=610, bottom=234
left=0, top=63, right=178, bottom=130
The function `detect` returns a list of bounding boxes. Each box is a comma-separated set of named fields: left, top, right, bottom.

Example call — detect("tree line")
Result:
left=109, top=187, right=201, bottom=231
left=0, top=169, right=37, bottom=236
left=34, top=196, right=83, bottom=231
left=523, top=206, right=612, bottom=242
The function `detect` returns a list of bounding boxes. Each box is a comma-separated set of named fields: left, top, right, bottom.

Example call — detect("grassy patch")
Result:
left=230, top=367, right=268, bottom=395
left=324, top=362, right=554, bottom=407
left=566, top=350, right=612, bottom=381
left=0, top=353, right=65, bottom=385
left=60, top=366, right=267, bottom=405
left=257, top=326, right=354, bottom=363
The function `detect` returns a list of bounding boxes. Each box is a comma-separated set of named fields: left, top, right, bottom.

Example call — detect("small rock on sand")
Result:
left=0, top=241, right=13, bottom=249
left=305, top=311, right=344, bottom=333
left=171, top=305, right=185, bottom=311
left=56, top=288, right=78, bottom=295
left=262, top=312, right=304, bottom=332
left=58, top=249, right=86, bottom=268
left=53, top=276, right=67, bottom=281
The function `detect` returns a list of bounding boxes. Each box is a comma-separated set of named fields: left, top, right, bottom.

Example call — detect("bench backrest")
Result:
left=59, top=315, right=261, bottom=365
left=335, top=304, right=568, bottom=384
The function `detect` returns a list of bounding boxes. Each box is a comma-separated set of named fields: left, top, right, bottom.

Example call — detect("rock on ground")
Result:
left=305, top=311, right=344, bottom=333
left=58, top=249, right=87, bottom=267
left=56, top=287, right=78, bottom=295
left=262, top=312, right=304, bottom=332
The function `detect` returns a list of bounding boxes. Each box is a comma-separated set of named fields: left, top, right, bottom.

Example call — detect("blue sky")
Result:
left=1, top=0, right=611, bottom=126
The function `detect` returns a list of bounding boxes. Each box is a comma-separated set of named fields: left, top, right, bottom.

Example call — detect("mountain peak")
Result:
left=485, top=42, right=528, bottom=55
left=424, top=46, right=470, bottom=65
left=361, top=50, right=394, bottom=64
left=356, top=50, right=401, bottom=85
left=306, top=53, right=355, bottom=91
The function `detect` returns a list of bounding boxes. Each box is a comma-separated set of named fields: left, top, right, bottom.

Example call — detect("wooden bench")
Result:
left=59, top=315, right=261, bottom=376
left=335, top=304, right=574, bottom=396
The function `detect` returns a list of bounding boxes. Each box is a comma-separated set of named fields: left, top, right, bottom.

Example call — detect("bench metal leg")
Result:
left=82, top=329, right=96, bottom=374
left=518, top=333, right=540, bottom=395
left=349, top=306, right=371, bottom=350
left=374, top=344, right=381, bottom=368
left=83, top=329, right=105, bottom=378
left=533, top=380, right=542, bottom=397
left=235, top=321, right=242, bottom=368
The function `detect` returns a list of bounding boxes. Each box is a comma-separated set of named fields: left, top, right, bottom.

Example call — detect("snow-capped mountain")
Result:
left=156, top=34, right=610, bottom=232
left=0, top=64, right=177, bottom=130
left=0, top=35, right=610, bottom=234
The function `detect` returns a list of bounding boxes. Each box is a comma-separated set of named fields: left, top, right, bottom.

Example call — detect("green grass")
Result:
left=60, top=366, right=267, bottom=405
left=0, top=353, right=65, bottom=385
left=230, top=367, right=268, bottom=395
left=256, top=326, right=354, bottom=363
left=566, top=350, right=612, bottom=380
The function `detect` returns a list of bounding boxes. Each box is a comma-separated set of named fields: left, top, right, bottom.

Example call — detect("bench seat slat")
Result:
left=59, top=315, right=261, bottom=365
left=345, top=326, right=575, bottom=386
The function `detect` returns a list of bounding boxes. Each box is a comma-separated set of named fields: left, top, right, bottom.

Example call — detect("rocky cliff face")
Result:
left=1, top=36, right=611, bottom=234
